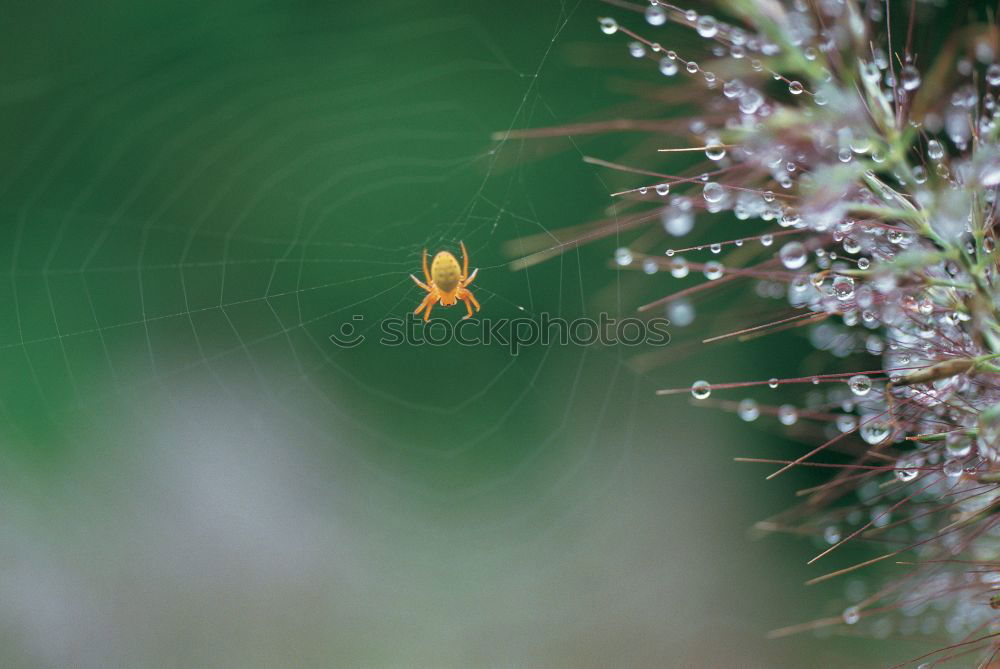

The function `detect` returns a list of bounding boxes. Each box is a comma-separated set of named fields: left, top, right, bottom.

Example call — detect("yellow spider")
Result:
left=410, top=241, right=480, bottom=321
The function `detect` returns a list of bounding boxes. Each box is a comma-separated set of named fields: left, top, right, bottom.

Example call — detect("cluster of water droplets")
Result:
left=596, top=1, right=1000, bottom=655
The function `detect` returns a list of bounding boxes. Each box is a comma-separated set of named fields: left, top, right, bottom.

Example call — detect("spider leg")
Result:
left=422, top=248, right=431, bottom=284
left=464, top=288, right=480, bottom=311
left=410, top=273, right=431, bottom=291
left=414, top=292, right=435, bottom=316
left=459, top=240, right=469, bottom=278
left=423, top=300, right=435, bottom=321
left=460, top=294, right=475, bottom=320
left=462, top=267, right=478, bottom=287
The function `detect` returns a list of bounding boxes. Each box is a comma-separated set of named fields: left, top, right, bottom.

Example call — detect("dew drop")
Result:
left=768, top=378, right=779, bottom=389
left=691, top=380, right=711, bottom=400
left=645, top=4, right=667, bottom=26
left=738, top=398, right=760, bottom=421
left=662, top=206, right=694, bottom=236
left=667, top=299, right=695, bottom=327
left=836, top=414, right=857, bottom=432
left=615, top=247, right=633, bottom=266
left=895, top=457, right=919, bottom=482
left=832, top=275, right=856, bottom=300
left=850, top=138, right=871, bottom=154
left=859, top=417, right=891, bottom=445
left=900, top=64, right=921, bottom=91
left=695, top=15, right=718, bottom=38
left=988, top=63, right=1000, bottom=87
left=983, top=161, right=1000, bottom=187
left=927, top=139, right=945, bottom=161
left=703, top=260, right=724, bottom=280
left=945, top=436, right=971, bottom=458
left=599, top=17, right=619, bottom=35
left=738, top=89, right=764, bottom=114
left=702, top=182, right=725, bottom=203
left=848, top=374, right=871, bottom=396
left=722, top=79, right=744, bottom=99
left=780, top=209, right=800, bottom=227
left=943, top=459, right=964, bottom=478
left=779, top=241, right=808, bottom=269
left=777, top=404, right=798, bottom=426
left=659, top=57, right=678, bottom=76
left=842, top=607, right=860, bottom=625
left=705, top=141, right=726, bottom=161
left=788, top=80, right=804, bottom=95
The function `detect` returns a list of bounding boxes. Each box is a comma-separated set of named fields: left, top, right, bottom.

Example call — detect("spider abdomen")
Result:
left=431, top=251, right=461, bottom=294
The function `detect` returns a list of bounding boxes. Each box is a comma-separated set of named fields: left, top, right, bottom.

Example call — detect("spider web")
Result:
left=0, top=1, right=822, bottom=666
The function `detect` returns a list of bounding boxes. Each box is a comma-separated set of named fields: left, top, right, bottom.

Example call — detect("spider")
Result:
left=410, top=241, right=480, bottom=321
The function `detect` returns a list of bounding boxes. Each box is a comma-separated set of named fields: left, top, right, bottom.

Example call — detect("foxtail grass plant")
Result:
left=504, top=1, right=1000, bottom=665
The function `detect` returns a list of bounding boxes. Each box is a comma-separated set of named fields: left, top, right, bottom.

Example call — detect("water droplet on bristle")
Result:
left=703, top=182, right=725, bottom=203
left=645, top=5, right=667, bottom=26
left=848, top=374, right=871, bottom=396
left=779, top=241, right=808, bottom=269
left=900, top=64, right=921, bottom=90
left=843, top=607, right=860, bottom=625
left=927, top=139, right=944, bottom=160
left=691, top=380, right=711, bottom=399
left=703, top=261, right=724, bottom=280
left=695, top=15, right=718, bottom=38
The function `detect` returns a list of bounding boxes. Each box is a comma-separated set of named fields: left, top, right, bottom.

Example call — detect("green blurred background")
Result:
left=0, top=1, right=888, bottom=667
